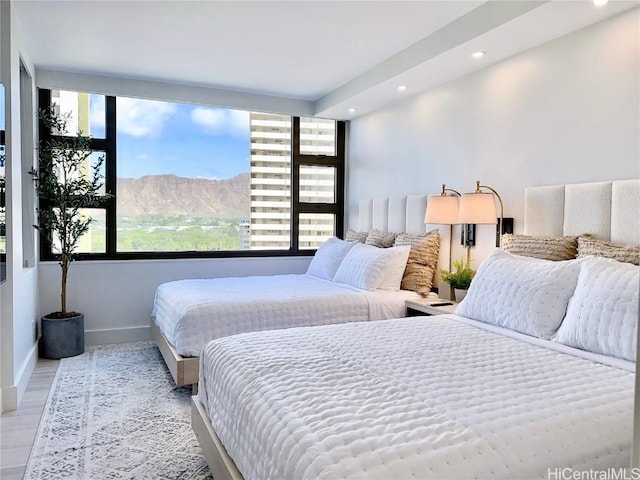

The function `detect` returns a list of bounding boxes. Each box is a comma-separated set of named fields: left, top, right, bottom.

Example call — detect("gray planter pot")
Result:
left=40, top=313, right=85, bottom=359
left=454, top=288, right=468, bottom=302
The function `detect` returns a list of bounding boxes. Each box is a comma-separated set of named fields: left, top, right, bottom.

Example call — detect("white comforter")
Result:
left=153, top=274, right=416, bottom=356
left=199, top=315, right=634, bottom=480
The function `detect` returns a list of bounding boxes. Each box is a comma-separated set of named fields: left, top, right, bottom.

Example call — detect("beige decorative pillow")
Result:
left=394, top=230, right=441, bottom=296
left=365, top=229, right=398, bottom=248
left=501, top=234, right=577, bottom=261
left=400, top=263, right=435, bottom=297
left=395, top=230, right=440, bottom=268
left=344, top=229, right=368, bottom=243
left=577, top=234, right=639, bottom=265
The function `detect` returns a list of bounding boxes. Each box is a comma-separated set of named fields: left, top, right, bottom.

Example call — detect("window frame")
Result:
left=0, top=128, right=6, bottom=271
left=37, top=88, right=345, bottom=261
left=291, top=117, right=345, bottom=251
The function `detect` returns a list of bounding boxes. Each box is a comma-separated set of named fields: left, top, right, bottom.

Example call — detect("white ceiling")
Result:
left=12, top=0, right=639, bottom=120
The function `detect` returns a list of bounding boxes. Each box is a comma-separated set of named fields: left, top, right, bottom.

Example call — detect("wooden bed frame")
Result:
left=151, top=317, right=199, bottom=387
left=190, top=179, right=640, bottom=479
left=191, top=397, right=243, bottom=480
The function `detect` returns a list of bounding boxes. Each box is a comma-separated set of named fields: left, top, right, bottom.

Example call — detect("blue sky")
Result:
left=91, top=95, right=250, bottom=180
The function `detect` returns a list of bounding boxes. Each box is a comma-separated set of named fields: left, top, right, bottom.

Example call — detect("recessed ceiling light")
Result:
left=348, top=108, right=357, bottom=113
left=593, top=0, right=608, bottom=6
left=397, top=85, right=408, bottom=92
left=471, top=51, right=485, bottom=59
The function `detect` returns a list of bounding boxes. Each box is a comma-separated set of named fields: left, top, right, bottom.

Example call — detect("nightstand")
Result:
left=406, top=297, right=458, bottom=316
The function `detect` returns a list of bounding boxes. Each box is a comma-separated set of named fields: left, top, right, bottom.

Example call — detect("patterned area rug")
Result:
left=24, top=342, right=212, bottom=480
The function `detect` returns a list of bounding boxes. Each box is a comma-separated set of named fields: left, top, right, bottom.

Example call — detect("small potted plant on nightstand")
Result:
left=30, top=106, right=108, bottom=359
left=441, top=259, right=475, bottom=302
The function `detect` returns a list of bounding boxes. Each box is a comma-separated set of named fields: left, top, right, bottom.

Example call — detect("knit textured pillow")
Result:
left=394, top=230, right=440, bottom=296
left=365, top=229, right=398, bottom=248
left=501, top=234, right=577, bottom=261
left=344, top=229, right=368, bottom=243
left=577, top=234, right=639, bottom=265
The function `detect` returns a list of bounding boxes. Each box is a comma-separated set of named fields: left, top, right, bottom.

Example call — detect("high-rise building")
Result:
left=249, top=113, right=336, bottom=250
left=50, top=90, right=98, bottom=254
left=249, top=112, right=292, bottom=250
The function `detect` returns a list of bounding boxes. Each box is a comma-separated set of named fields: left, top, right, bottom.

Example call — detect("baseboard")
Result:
left=2, top=341, right=39, bottom=412
left=2, top=386, right=17, bottom=413
left=85, top=325, right=151, bottom=346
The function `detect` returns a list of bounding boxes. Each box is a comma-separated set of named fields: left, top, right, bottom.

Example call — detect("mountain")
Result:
left=117, top=173, right=250, bottom=218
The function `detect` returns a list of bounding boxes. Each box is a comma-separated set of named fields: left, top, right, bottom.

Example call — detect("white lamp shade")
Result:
left=425, top=195, right=459, bottom=225
left=457, top=192, right=497, bottom=224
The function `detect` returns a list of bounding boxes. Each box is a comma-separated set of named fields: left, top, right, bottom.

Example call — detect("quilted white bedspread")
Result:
left=153, top=274, right=415, bottom=356
left=199, top=316, right=634, bottom=480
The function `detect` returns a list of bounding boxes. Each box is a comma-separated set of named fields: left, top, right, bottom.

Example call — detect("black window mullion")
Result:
left=297, top=203, right=338, bottom=214
left=296, top=154, right=341, bottom=167
left=38, top=89, right=53, bottom=261
left=88, top=138, right=107, bottom=151
left=291, top=116, right=300, bottom=252
left=104, top=96, right=117, bottom=255
left=335, top=120, right=346, bottom=239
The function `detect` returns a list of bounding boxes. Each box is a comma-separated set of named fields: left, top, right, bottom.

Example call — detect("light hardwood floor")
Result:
left=0, top=359, right=59, bottom=480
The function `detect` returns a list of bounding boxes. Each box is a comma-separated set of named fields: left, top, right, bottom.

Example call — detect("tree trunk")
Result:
left=61, top=255, right=68, bottom=314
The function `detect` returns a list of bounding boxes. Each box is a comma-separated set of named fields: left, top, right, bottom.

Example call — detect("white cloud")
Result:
left=116, top=97, right=177, bottom=137
left=90, top=96, right=105, bottom=135
left=190, top=107, right=249, bottom=137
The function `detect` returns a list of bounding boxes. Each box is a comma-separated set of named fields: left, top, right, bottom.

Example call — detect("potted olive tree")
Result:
left=441, top=258, right=475, bottom=302
left=30, top=106, right=107, bottom=359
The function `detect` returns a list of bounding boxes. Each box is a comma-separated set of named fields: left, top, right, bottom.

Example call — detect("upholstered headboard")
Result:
left=358, top=195, right=451, bottom=293
left=525, top=178, right=640, bottom=467
left=524, top=179, right=640, bottom=245
left=358, top=180, right=639, bottom=295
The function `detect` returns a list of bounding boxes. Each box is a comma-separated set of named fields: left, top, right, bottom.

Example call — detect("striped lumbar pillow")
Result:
left=501, top=234, right=577, bottom=261
left=577, top=234, right=639, bottom=265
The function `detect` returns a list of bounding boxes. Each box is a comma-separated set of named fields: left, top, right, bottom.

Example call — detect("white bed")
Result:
left=191, top=179, right=640, bottom=479
left=153, top=274, right=418, bottom=358
left=197, top=315, right=633, bottom=480
left=152, top=194, right=444, bottom=387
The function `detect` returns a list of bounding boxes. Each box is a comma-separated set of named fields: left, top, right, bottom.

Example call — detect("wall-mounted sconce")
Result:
left=457, top=180, right=513, bottom=247
left=461, top=224, right=476, bottom=247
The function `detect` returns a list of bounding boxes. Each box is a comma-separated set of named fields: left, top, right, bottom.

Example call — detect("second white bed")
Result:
left=198, top=315, right=634, bottom=480
left=153, top=273, right=419, bottom=357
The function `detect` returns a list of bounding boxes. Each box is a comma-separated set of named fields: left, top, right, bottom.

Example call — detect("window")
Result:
left=38, top=89, right=345, bottom=260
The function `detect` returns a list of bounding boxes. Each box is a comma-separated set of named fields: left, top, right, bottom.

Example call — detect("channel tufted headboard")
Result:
left=357, top=180, right=639, bottom=295
left=524, top=179, right=640, bottom=245
left=358, top=195, right=451, bottom=293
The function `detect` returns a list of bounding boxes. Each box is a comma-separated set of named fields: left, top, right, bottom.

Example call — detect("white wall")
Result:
left=38, top=256, right=311, bottom=345
left=0, top=0, right=38, bottom=412
left=347, top=9, right=639, bottom=270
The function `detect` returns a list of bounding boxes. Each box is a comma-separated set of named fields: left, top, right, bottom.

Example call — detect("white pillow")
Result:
left=377, top=245, right=411, bottom=291
left=306, top=237, right=356, bottom=280
left=553, top=256, right=639, bottom=362
left=455, top=249, right=581, bottom=339
left=333, top=243, right=411, bottom=291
